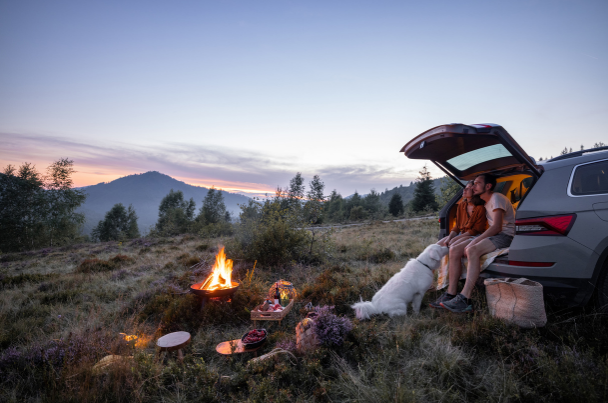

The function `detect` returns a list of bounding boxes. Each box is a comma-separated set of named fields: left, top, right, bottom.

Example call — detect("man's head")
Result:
left=473, top=173, right=497, bottom=196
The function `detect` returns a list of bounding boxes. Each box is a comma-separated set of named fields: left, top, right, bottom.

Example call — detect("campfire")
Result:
left=190, top=246, right=240, bottom=300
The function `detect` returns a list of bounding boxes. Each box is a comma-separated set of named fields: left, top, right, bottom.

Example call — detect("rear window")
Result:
left=447, top=144, right=512, bottom=170
left=570, top=160, right=608, bottom=196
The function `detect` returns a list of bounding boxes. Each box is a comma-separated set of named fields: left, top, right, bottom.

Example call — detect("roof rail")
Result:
left=547, top=146, right=608, bottom=162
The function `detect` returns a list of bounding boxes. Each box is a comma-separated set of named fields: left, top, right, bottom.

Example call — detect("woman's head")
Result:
left=463, top=181, right=474, bottom=199
left=464, top=181, right=485, bottom=206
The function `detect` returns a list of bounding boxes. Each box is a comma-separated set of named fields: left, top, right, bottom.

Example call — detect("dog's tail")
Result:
left=351, top=298, right=377, bottom=320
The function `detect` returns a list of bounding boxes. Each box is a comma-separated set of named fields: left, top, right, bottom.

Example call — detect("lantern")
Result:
left=267, top=279, right=298, bottom=304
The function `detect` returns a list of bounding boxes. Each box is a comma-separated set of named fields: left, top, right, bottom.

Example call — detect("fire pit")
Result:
left=190, top=246, right=239, bottom=307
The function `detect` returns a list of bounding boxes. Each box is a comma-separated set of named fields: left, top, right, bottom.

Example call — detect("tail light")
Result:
left=515, top=214, right=577, bottom=236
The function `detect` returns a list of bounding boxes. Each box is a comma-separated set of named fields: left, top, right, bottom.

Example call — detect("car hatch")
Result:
left=400, top=123, right=541, bottom=180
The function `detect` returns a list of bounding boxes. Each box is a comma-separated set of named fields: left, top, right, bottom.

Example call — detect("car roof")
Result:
left=541, top=149, right=608, bottom=170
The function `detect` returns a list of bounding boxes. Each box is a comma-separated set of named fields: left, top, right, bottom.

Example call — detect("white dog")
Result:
left=352, top=244, right=448, bottom=319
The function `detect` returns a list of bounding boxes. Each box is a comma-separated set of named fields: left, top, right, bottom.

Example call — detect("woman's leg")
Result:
left=446, top=238, right=473, bottom=296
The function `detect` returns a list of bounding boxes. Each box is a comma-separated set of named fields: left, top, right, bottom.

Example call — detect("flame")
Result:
left=200, top=246, right=233, bottom=291
left=119, top=333, right=150, bottom=348
left=120, top=333, right=138, bottom=342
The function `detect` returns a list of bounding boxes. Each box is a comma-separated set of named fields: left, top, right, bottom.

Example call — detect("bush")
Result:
left=76, top=254, right=134, bottom=273
left=229, top=200, right=313, bottom=267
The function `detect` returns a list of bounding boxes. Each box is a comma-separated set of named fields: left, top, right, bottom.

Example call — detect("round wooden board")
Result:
left=157, top=331, right=191, bottom=352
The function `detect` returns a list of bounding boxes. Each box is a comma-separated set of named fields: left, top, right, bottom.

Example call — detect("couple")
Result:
left=432, top=173, right=516, bottom=313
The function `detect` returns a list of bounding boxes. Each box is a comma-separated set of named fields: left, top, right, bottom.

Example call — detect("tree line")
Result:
left=0, top=159, right=86, bottom=252
left=1, top=159, right=454, bottom=252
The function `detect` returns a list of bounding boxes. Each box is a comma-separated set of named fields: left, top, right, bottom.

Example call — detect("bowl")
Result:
left=241, top=328, right=267, bottom=349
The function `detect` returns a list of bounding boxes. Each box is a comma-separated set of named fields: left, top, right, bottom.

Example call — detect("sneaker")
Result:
left=429, top=292, right=455, bottom=309
left=440, top=294, right=473, bottom=313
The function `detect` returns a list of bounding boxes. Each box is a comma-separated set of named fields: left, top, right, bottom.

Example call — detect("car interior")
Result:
left=445, top=172, right=535, bottom=235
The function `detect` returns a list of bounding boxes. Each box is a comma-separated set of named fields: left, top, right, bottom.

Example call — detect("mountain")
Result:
left=77, top=171, right=250, bottom=235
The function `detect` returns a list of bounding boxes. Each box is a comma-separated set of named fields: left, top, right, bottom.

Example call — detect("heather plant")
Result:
left=311, top=306, right=353, bottom=347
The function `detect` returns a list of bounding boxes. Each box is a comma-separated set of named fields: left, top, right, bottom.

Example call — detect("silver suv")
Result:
left=401, top=123, right=608, bottom=308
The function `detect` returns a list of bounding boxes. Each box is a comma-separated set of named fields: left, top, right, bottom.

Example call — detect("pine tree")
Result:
left=304, top=175, right=325, bottom=224
left=92, top=203, right=140, bottom=242
left=363, top=190, right=382, bottom=219
left=287, top=173, right=305, bottom=207
left=324, top=190, right=345, bottom=222
left=411, top=166, right=439, bottom=213
left=388, top=193, right=404, bottom=217
left=154, top=189, right=195, bottom=236
left=198, top=187, right=227, bottom=225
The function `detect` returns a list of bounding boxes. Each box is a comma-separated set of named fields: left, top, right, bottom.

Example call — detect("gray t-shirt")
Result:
left=485, top=192, right=515, bottom=236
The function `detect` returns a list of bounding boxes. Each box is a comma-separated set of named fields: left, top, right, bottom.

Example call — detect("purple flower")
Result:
left=311, top=306, right=353, bottom=347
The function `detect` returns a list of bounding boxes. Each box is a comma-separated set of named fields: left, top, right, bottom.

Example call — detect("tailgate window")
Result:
left=447, top=144, right=513, bottom=171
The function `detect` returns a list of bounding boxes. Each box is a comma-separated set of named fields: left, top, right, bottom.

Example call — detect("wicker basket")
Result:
left=251, top=299, right=294, bottom=323
left=296, top=316, right=319, bottom=352
left=484, top=277, right=547, bottom=328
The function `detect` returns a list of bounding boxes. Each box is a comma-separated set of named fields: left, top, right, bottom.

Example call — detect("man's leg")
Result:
left=460, top=239, right=496, bottom=299
left=446, top=239, right=471, bottom=295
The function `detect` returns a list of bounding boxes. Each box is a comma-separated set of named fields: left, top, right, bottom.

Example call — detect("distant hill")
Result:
left=77, top=171, right=251, bottom=235
left=379, top=177, right=457, bottom=205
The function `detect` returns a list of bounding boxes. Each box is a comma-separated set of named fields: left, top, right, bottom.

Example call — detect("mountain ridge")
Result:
left=77, top=171, right=251, bottom=235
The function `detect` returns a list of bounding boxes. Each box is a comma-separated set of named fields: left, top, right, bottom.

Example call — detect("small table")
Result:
left=216, top=339, right=263, bottom=356
left=157, top=331, right=191, bottom=362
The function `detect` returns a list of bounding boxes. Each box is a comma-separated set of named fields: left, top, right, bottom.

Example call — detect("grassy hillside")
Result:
left=77, top=171, right=250, bottom=235
left=0, top=221, right=606, bottom=402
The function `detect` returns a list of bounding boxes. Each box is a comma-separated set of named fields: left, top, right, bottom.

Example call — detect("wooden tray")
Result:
left=251, top=299, right=294, bottom=324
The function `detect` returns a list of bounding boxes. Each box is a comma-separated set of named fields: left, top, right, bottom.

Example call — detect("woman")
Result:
left=437, top=181, right=487, bottom=247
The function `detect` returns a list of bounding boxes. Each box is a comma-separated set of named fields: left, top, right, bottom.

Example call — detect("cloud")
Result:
left=1, top=132, right=424, bottom=195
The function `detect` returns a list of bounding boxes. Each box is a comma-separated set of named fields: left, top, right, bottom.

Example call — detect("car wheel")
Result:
left=596, top=263, right=608, bottom=312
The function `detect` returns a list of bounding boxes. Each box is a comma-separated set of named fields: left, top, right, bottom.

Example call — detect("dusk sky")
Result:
left=1, top=0, right=606, bottom=197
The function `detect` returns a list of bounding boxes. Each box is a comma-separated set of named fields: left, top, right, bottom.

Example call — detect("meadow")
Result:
left=0, top=219, right=607, bottom=402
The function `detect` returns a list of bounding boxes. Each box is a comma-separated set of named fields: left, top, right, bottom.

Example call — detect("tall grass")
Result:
left=0, top=221, right=606, bottom=402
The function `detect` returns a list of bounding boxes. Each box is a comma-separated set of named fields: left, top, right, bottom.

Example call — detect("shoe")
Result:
left=429, top=292, right=455, bottom=309
left=440, top=294, right=473, bottom=313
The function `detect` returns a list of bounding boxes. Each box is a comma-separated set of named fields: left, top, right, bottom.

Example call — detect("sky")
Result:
left=1, top=0, right=607, bottom=197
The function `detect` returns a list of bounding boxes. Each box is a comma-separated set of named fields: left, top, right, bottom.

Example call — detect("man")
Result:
left=430, top=173, right=516, bottom=313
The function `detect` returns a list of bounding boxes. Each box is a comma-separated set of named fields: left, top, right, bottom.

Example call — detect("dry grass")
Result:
left=0, top=220, right=607, bottom=402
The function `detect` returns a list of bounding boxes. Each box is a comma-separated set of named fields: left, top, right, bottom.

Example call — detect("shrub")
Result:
left=0, top=273, right=58, bottom=288
left=311, top=306, right=353, bottom=347
left=229, top=200, right=312, bottom=267
left=76, top=258, right=116, bottom=273
left=76, top=254, right=134, bottom=273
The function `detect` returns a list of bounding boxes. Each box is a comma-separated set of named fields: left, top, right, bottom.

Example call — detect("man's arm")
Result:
left=467, top=208, right=504, bottom=248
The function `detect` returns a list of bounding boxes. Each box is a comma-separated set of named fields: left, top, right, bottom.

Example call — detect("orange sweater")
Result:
left=452, top=201, right=487, bottom=236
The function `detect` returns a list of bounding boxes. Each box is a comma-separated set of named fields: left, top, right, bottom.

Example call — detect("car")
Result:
left=400, top=123, right=608, bottom=308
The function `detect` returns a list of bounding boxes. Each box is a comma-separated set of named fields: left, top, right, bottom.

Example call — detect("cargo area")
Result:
left=444, top=173, right=535, bottom=245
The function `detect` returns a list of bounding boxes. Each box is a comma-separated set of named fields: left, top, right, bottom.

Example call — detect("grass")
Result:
left=0, top=219, right=607, bottom=402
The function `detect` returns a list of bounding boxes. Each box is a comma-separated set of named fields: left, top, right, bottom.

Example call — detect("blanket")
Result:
left=436, top=248, right=509, bottom=290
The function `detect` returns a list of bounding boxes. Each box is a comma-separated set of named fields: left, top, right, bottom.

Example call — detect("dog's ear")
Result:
left=428, top=245, right=442, bottom=261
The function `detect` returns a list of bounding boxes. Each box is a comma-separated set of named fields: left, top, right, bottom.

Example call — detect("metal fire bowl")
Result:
left=190, top=282, right=240, bottom=298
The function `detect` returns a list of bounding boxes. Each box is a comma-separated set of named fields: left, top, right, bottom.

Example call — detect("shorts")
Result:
left=488, top=233, right=513, bottom=249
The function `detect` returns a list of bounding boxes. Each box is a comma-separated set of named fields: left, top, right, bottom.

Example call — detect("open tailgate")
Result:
left=400, top=123, right=541, bottom=180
